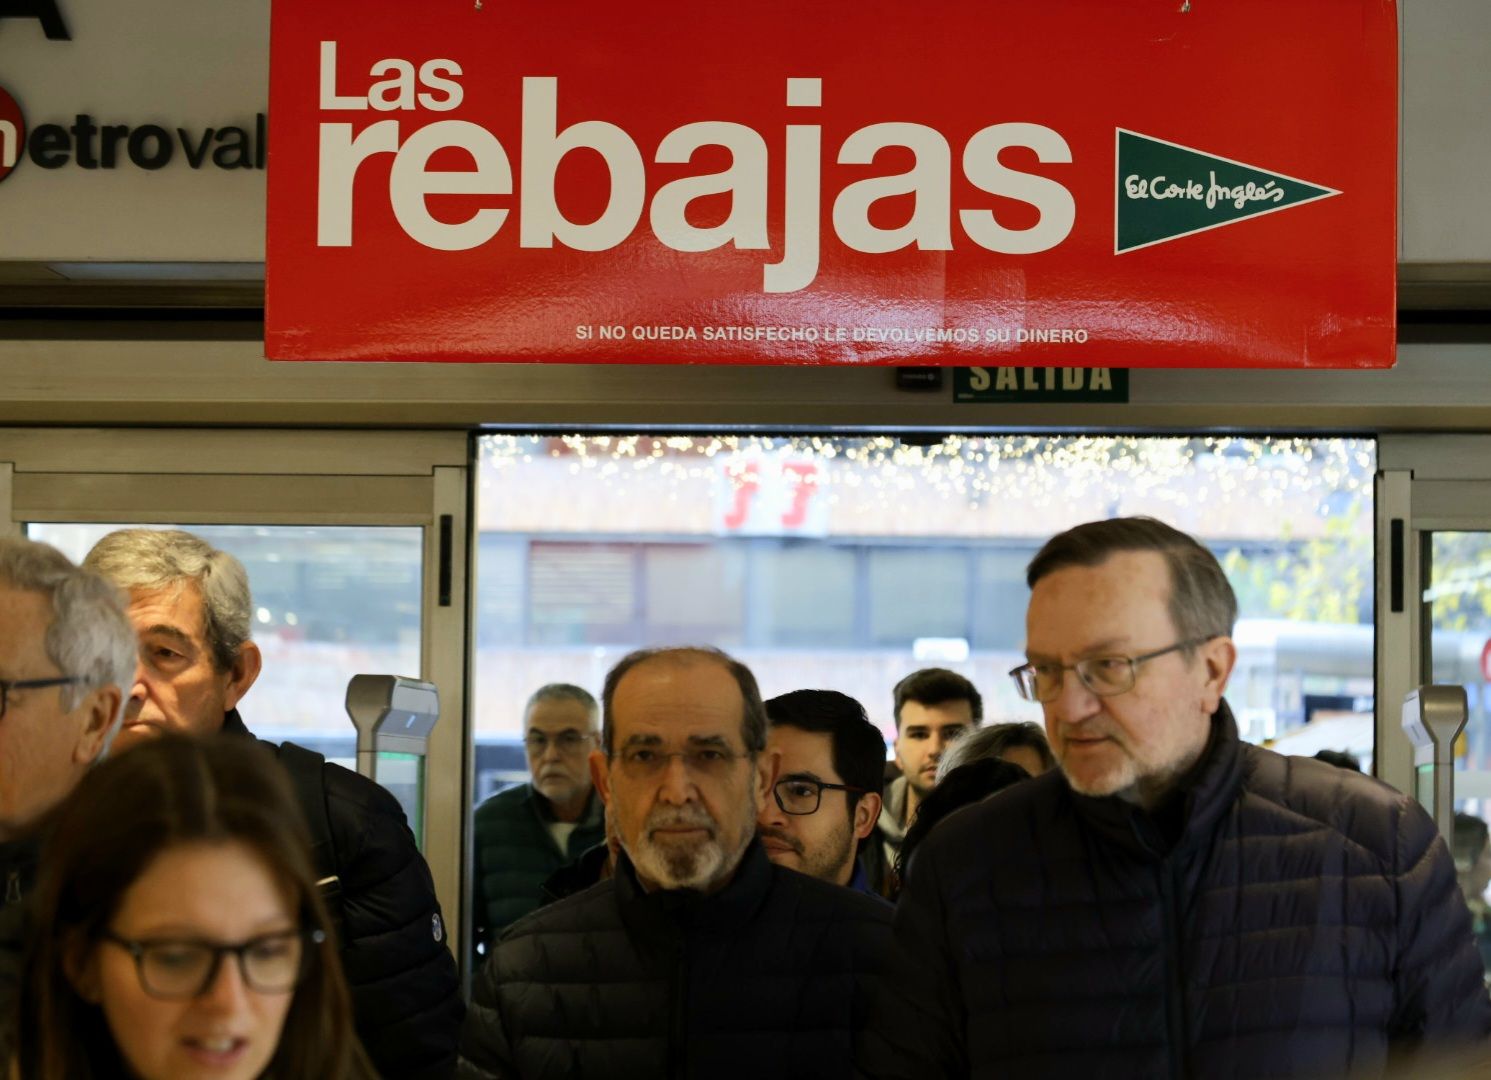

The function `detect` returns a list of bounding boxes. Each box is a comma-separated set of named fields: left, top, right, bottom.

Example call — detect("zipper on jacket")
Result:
left=1158, top=859, right=1186, bottom=1080
left=669, top=940, right=687, bottom=1080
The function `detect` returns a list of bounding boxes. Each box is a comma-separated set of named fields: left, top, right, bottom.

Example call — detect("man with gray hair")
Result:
left=0, top=536, right=136, bottom=1061
left=85, top=527, right=463, bottom=1080
left=885, top=516, right=1491, bottom=1077
left=471, top=683, right=606, bottom=961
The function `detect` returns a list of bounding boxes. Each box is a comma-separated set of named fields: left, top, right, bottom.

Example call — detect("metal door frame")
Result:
left=0, top=427, right=474, bottom=956
left=1378, top=435, right=1491, bottom=796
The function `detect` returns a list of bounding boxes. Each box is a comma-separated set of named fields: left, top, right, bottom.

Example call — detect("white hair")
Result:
left=0, top=537, right=136, bottom=750
left=83, top=528, right=252, bottom=672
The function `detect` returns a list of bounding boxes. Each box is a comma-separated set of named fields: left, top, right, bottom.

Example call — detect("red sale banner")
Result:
left=266, top=0, right=1397, bottom=367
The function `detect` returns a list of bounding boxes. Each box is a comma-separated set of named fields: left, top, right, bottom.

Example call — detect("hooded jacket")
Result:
left=459, top=840, right=900, bottom=1079
left=885, top=702, right=1491, bottom=1079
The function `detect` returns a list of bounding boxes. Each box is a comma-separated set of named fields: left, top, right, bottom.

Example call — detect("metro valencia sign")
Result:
left=266, top=0, right=1397, bottom=367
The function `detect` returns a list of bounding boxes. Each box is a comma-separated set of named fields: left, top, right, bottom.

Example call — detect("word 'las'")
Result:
left=316, top=42, right=1077, bottom=293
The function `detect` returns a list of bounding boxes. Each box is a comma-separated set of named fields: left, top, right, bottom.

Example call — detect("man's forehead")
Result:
left=0, top=584, right=56, bottom=670
left=126, top=582, right=207, bottom=635
left=526, top=698, right=596, bottom=730
left=1025, top=551, right=1175, bottom=655
left=767, top=725, right=840, bottom=782
left=611, top=656, right=744, bottom=735
left=900, top=699, right=974, bottom=728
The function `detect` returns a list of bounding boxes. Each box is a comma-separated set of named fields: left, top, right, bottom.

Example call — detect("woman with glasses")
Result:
left=12, top=734, right=375, bottom=1080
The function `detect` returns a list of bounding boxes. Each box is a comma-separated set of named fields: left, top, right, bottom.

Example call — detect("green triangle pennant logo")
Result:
left=1115, top=129, right=1339, bottom=254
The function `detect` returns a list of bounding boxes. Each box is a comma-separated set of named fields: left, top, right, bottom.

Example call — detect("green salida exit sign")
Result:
left=953, top=367, right=1129, bottom=404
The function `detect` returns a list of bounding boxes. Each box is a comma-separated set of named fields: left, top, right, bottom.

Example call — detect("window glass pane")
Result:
left=527, top=543, right=635, bottom=644
left=867, top=548, right=969, bottom=646
left=1425, top=530, right=1491, bottom=980
left=473, top=435, right=1375, bottom=749
left=27, top=523, right=422, bottom=765
left=643, top=545, right=744, bottom=645
left=755, top=544, right=855, bottom=646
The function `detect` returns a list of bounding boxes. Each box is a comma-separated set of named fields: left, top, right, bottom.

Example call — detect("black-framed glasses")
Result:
left=0, top=676, right=85, bottom=721
left=100, top=928, right=325, bottom=1000
left=773, top=775, right=867, bottom=816
left=1008, top=636, right=1219, bottom=703
left=523, top=730, right=596, bottom=756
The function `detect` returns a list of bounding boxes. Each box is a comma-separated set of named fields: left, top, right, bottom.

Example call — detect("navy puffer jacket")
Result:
left=885, top=703, right=1491, bottom=1079
left=459, top=840, right=899, bottom=1079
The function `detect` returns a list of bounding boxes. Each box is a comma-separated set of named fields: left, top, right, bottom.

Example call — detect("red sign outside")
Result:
left=266, top=0, right=1397, bottom=367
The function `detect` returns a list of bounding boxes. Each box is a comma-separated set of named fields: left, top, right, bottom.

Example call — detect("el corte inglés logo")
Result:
left=1116, top=129, right=1340, bottom=253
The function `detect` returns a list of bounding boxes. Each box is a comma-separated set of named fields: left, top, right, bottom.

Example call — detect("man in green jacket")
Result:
left=472, top=684, right=606, bottom=962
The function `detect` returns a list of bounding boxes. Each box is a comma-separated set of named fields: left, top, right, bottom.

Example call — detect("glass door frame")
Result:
left=1377, top=435, right=1491, bottom=797
left=0, top=427, right=473, bottom=957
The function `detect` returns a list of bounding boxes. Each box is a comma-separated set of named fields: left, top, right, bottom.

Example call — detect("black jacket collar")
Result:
left=1068, top=700, right=1245, bottom=861
left=222, top=709, right=252, bottom=738
left=613, top=838, right=774, bottom=945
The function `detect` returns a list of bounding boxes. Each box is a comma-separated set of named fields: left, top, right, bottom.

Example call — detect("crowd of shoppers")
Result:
left=2, top=515, right=1489, bottom=1079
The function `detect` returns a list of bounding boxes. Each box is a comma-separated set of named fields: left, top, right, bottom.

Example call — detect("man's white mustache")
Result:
left=646, top=806, right=716, bottom=833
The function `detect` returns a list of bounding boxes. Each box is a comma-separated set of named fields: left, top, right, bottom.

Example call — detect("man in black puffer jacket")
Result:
left=885, top=517, right=1491, bottom=1080
left=459, top=646, right=901, bottom=1079
left=86, top=529, right=463, bottom=1079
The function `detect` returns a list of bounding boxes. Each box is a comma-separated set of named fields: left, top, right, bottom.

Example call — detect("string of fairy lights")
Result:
left=478, top=434, right=1374, bottom=515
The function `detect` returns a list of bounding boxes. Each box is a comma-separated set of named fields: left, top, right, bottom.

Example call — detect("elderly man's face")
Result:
left=117, top=583, right=259, bottom=752
left=592, top=657, right=772, bottom=893
left=524, top=696, right=598, bottom=810
left=1025, top=550, right=1234, bottom=807
left=0, top=584, right=117, bottom=837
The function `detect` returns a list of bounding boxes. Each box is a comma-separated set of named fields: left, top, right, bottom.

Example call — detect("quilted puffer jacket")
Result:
left=458, top=840, right=899, bottom=1079
left=884, top=702, right=1491, bottom=1079
left=472, top=781, right=605, bottom=957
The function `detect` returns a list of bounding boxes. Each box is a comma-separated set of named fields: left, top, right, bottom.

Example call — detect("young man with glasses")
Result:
left=459, top=647, right=902, bottom=1080
left=472, top=684, right=605, bottom=957
left=885, top=517, right=1491, bottom=1078
left=757, top=689, right=884, bottom=892
left=0, top=537, right=136, bottom=1064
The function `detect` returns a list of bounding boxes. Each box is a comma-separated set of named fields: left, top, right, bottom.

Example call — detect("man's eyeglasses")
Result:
left=1008, top=636, right=1219, bottom=703
left=0, top=676, right=85, bottom=721
left=614, top=744, right=745, bottom=781
left=100, top=928, right=325, bottom=1000
left=523, top=730, right=596, bottom=756
left=773, top=775, right=867, bottom=816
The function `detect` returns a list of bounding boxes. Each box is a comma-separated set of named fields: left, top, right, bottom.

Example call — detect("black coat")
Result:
left=886, top=703, right=1491, bottom=1079
left=227, top=711, right=464, bottom=1079
left=0, top=836, right=36, bottom=1069
left=459, top=841, right=900, bottom=1079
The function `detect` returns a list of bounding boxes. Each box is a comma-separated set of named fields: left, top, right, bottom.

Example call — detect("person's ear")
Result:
left=63, top=940, right=101, bottom=1004
left=589, top=749, right=611, bottom=806
left=754, top=747, right=780, bottom=806
left=852, top=791, right=882, bottom=841
left=1199, top=636, right=1237, bottom=713
left=74, top=685, right=122, bottom=765
left=223, top=641, right=262, bottom=711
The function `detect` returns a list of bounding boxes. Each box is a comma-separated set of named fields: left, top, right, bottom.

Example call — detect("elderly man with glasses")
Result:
left=884, top=516, right=1491, bottom=1079
left=458, top=647, right=902, bottom=1080
left=471, top=683, right=606, bottom=960
left=756, top=689, right=885, bottom=893
left=0, top=536, right=136, bottom=1063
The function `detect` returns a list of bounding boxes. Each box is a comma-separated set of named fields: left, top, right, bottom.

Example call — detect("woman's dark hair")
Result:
left=895, top=758, right=1031, bottom=888
left=18, top=734, right=375, bottom=1080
